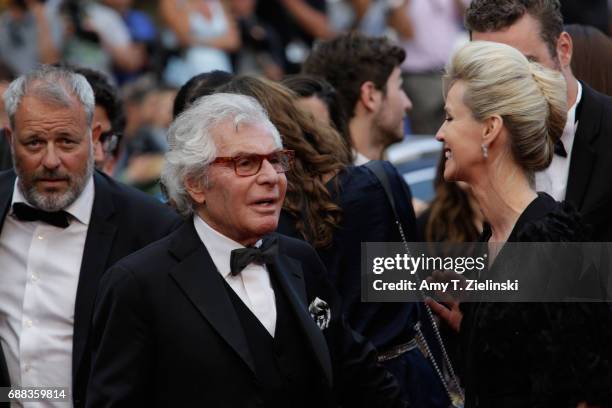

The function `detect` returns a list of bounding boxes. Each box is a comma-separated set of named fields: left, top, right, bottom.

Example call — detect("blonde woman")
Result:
left=429, top=41, right=612, bottom=407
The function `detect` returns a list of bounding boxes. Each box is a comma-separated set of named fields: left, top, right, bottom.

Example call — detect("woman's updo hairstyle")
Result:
left=444, top=41, right=567, bottom=172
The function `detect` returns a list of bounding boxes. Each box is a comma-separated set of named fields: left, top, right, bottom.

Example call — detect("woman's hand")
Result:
left=425, top=296, right=463, bottom=333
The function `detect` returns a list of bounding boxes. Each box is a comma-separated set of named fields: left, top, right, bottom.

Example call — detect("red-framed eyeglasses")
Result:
left=210, top=149, right=295, bottom=176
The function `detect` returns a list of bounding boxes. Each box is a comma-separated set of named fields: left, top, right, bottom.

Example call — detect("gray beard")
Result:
left=16, top=149, right=94, bottom=212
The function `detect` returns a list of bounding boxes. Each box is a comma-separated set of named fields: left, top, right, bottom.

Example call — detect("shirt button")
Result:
left=37, top=235, right=44, bottom=240
left=25, top=319, right=33, bottom=328
left=31, top=274, right=39, bottom=282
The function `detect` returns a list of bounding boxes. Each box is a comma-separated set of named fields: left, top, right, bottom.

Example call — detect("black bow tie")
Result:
left=12, top=202, right=70, bottom=229
left=554, top=139, right=567, bottom=157
left=230, top=238, right=278, bottom=276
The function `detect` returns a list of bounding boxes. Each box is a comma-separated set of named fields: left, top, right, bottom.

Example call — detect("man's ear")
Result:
left=91, top=123, right=104, bottom=165
left=557, top=31, right=573, bottom=69
left=91, top=122, right=102, bottom=144
left=482, top=115, right=503, bottom=148
left=185, top=175, right=206, bottom=205
left=358, top=81, right=382, bottom=113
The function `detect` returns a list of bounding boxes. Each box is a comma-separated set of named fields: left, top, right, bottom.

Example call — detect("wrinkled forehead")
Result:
left=14, top=82, right=87, bottom=124
left=27, top=79, right=78, bottom=105
left=15, top=93, right=87, bottom=124
left=212, top=119, right=282, bottom=156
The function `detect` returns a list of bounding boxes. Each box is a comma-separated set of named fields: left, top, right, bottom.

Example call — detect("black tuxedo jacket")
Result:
left=565, top=83, right=612, bottom=242
left=86, top=221, right=405, bottom=408
left=0, top=169, right=181, bottom=407
left=0, top=130, right=11, bottom=172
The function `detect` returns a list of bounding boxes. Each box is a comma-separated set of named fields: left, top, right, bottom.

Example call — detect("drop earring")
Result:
left=481, top=144, right=488, bottom=159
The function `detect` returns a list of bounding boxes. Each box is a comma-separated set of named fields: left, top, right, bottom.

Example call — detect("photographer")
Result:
left=0, top=0, right=63, bottom=75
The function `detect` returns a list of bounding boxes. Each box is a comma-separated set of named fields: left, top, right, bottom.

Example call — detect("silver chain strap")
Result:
left=395, top=220, right=465, bottom=408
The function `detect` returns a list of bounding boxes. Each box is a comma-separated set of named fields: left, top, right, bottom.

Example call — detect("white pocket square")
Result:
left=308, top=297, right=331, bottom=330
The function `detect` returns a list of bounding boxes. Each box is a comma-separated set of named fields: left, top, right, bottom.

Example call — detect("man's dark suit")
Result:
left=0, top=130, right=11, bottom=172
left=0, top=169, right=181, bottom=407
left=565, top=83, right=612, bottom=241
left=86, top=221, right=405, bottom=407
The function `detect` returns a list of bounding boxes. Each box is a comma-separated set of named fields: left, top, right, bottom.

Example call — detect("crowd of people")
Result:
left=0, top=0, right=611, bottom=179
left=0, top=0, right=612, bottom=407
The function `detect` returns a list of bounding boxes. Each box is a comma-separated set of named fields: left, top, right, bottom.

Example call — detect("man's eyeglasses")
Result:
left=211, top=149, right=295, bottom=177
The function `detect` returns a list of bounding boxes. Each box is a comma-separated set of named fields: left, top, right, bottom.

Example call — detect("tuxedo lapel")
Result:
left=72, top=172, right=118, bottom=382
left=566, top=84, right=601, bottom=210
left=269, top=240, right=333, bottom=387
left=168, top=222, right=256, bottom=374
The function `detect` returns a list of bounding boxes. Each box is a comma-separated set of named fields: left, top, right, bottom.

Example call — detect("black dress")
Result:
left=460, top=193, right=612, bottom=407
left=277, top=162, right=450, bottom=408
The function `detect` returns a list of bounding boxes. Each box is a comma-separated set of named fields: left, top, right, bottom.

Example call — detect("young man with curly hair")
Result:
left=302, top=32, right=412, bottom=164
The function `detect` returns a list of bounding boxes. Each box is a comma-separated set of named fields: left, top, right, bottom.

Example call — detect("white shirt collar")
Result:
left=534, top=81, right=583, bottom=201
left=353, top=149, right=370, bottom=165
left=10, top=175, right=95, bottom=225
left=561, top=80, right=582, bottom=153
left=571, top=80, right=583, bottom=122
left=192, top=215, right=262, bottom=279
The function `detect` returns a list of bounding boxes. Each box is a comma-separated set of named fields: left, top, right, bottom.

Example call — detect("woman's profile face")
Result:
left=435, top=81, right=486, bottom=183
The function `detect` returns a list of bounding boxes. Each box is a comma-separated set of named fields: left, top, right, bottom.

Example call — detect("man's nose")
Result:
left=403, top=92, right=413, bottom=112
left=42, top=145, right=61, bottom=169
left=257, top=159, right=280, bottom=184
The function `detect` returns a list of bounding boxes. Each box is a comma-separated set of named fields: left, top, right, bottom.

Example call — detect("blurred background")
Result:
left=0, top=0, right=609, bottom=202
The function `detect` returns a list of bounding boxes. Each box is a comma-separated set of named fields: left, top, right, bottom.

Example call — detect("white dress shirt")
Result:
left=535, top=81, right=583, bottom=201
left=0, top=177, right=94, bottom=407
left=193, top=215, right=277, bottom=336
left=353, top=149, right=370, bottom=166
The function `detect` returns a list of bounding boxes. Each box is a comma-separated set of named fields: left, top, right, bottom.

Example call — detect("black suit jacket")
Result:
left=565, top=83, right=612, bottom=242
left=0, top=130, right=11, bottom=172
left=86, top=221, right=405, bottom=408
left=0, top=169, right=181, bottom=407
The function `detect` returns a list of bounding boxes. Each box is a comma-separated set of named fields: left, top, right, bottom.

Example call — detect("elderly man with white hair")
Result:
left=85, top=93, right=407, bottom=408
left=0, top=65, right=180, bottom=408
